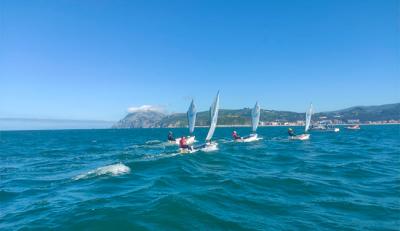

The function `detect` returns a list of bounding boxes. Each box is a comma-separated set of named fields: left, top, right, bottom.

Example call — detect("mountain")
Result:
left=112, top=103, right=400, bottom=128
left=112, top=110, right=166, bottom=128
left=159, top=109, right=305, bottom=127
left=316, top=103, right=400, bottom=122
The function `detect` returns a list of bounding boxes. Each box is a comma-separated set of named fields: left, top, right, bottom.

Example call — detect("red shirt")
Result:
left=179, top=138, right=187, bottom=147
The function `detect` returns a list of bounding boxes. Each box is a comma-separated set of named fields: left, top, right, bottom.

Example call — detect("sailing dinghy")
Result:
left=180, top=92, right=220, bottom=153
left=346, top=124, right=360, bottom=130
left=173, top=100, right=197, bottom=145
left=235, top=102, right=262, bottom=142
left=290, top=103, right=312, bottom=140
left=311, top=121, right=340, bottom=132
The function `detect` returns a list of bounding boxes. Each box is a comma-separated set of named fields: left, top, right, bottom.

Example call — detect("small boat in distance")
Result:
left=235, top=102, right=261, bottom=142
left=311, top=121, right=340, bottom=132
left=290, top=103, right=313, bottom=140
left=180, top=91, right=220, bottom=153
left=346, top=124, right=360, bottom=130
left=173, top=100, right=197, bottom=145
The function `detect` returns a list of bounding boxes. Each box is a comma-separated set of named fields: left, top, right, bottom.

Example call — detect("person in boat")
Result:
left=167, top=131, right=175, bottom=141
left=232, top=131, right=242, bottom=140
left=179, top=136, right=192, bottom=151
left=288, top=128, right=296, bottom=137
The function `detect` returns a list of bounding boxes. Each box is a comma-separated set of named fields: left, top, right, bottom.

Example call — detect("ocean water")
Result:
left=1, top=125, right=399, bottom=230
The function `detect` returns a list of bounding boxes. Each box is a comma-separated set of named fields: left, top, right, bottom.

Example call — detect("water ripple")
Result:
left=0, top=125, right=399, bottom=230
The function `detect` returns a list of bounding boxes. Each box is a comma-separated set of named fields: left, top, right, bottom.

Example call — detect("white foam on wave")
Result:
left=73, top=163, right=130, bottom=180
left=145, top=140, right=162, bottom=145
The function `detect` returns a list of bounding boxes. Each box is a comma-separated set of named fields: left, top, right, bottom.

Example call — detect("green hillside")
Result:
left=113, top=103, right=400, bottom=128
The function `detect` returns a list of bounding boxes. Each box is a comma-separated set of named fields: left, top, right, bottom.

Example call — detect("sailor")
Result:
left=288, top=128, right=296, bottom=137
left=167, top=131, right=175, bottom=141
left=232, top=131, right=241, bottom=140
left=179, top=136, right=192, bottom=150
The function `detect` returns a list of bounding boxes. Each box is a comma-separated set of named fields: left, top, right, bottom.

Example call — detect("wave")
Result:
left=0, top=190, right=18, bottom=202
left=73, top=163, right=130, bottom=180
left=145, top=140, right=162, bottom=145
left=137, top=152, right=180, bottom=162
left=126, top=142, right=166, bottom=151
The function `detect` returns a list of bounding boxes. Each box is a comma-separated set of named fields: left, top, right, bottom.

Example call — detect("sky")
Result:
left=0, top=0, right=399, bottom=121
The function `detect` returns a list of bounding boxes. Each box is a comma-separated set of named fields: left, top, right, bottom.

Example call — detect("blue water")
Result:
left=1, top=125, right=399, bottom=230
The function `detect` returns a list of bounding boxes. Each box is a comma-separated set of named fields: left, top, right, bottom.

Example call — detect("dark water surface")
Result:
left=1, top=125, right=399, bottom=230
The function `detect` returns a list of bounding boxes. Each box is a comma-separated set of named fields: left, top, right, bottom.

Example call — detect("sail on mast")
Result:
left=305, top=103, right=313, bottom=132
left=251, top=102, right=260, bottom=133
left=205, top=92, right=220, bottom=142
left=187, top=100, right=197, bottom=134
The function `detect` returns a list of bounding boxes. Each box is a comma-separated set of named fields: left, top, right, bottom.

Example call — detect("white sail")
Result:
left=305, top=103, right=313, bottom=132
left=205, top=92, right=220, bottom=142
left=251, top=102, right=260, bottom=133
left=187, top=100, right=197, bottom=134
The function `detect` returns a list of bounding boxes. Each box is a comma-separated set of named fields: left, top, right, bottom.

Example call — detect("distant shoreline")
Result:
left=1, top=123, right=399, bottom=132
left=191, top=123, right=400, bottom=128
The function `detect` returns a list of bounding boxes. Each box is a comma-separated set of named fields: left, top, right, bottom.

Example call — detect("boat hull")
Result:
left=235, top=134, right=261, bottom=143
left=311, top=128, right=340, bottom=132
left=200, top=142, right=218, bottom=152
left=289, top=134, right=310, bottom=140
left=180, top=142, right=218, bottom=154
left=346, top=126, right=360, bottom=130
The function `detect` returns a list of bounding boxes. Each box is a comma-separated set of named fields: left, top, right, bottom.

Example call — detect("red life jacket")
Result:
left=179, top=138, right=186, bottom=147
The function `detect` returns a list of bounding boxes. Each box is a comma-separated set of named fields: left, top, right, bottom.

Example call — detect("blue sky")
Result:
left=1, top=0, right=399, bottom=121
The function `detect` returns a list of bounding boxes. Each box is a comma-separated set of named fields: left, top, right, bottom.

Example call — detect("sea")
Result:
left=1, top=125, right=399, bottom=230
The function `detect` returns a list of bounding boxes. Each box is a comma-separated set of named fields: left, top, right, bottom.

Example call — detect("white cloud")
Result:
left=127, top=105, right=165, bottom=113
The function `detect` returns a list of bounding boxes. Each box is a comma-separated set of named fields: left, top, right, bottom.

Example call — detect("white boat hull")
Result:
left=289, top=134, right=310, bottom=140
left=334, top=128, right=340, bottom=132
left=179, top=142, right=218, bottom=154
left=311, top=128, right=340, bottom=132
left=235, top=134, right=261, bottom=143
left=179, top=148, right=197, bottom=154
left=200, top=142, right=218, bottom=152
left=346, top=126, right=360, bottom=130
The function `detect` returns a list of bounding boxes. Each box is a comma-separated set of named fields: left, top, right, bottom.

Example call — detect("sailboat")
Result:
left=290, top=103, right=312, bottom=140
left=346, top=124, right=360, bottom=130
left=311, top=121, right=340, bottom=132
left=310, top=106, right=339, bottom=132
left=235, top=102, right=261, bottom=142
left=173, top=100, right=197, bottom=145
left=180, top=91, right=220, bottom=153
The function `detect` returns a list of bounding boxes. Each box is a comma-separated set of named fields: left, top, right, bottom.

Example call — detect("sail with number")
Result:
left=251, top=102, right=260, bottom=133
left=305, top=103, right=313, bottom=132
left=187, top=100, right=197, bottom=134
left=205, top=92, right=220, bottom=142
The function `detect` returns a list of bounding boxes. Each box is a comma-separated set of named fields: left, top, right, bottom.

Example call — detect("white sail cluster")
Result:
left=177, top=92, right=316, bottom=151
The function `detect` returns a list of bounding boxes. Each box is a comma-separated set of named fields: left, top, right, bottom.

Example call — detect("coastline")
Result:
left=187, top=123, right=400, bottom=128
left=1, top=123, right=399, bottom=132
